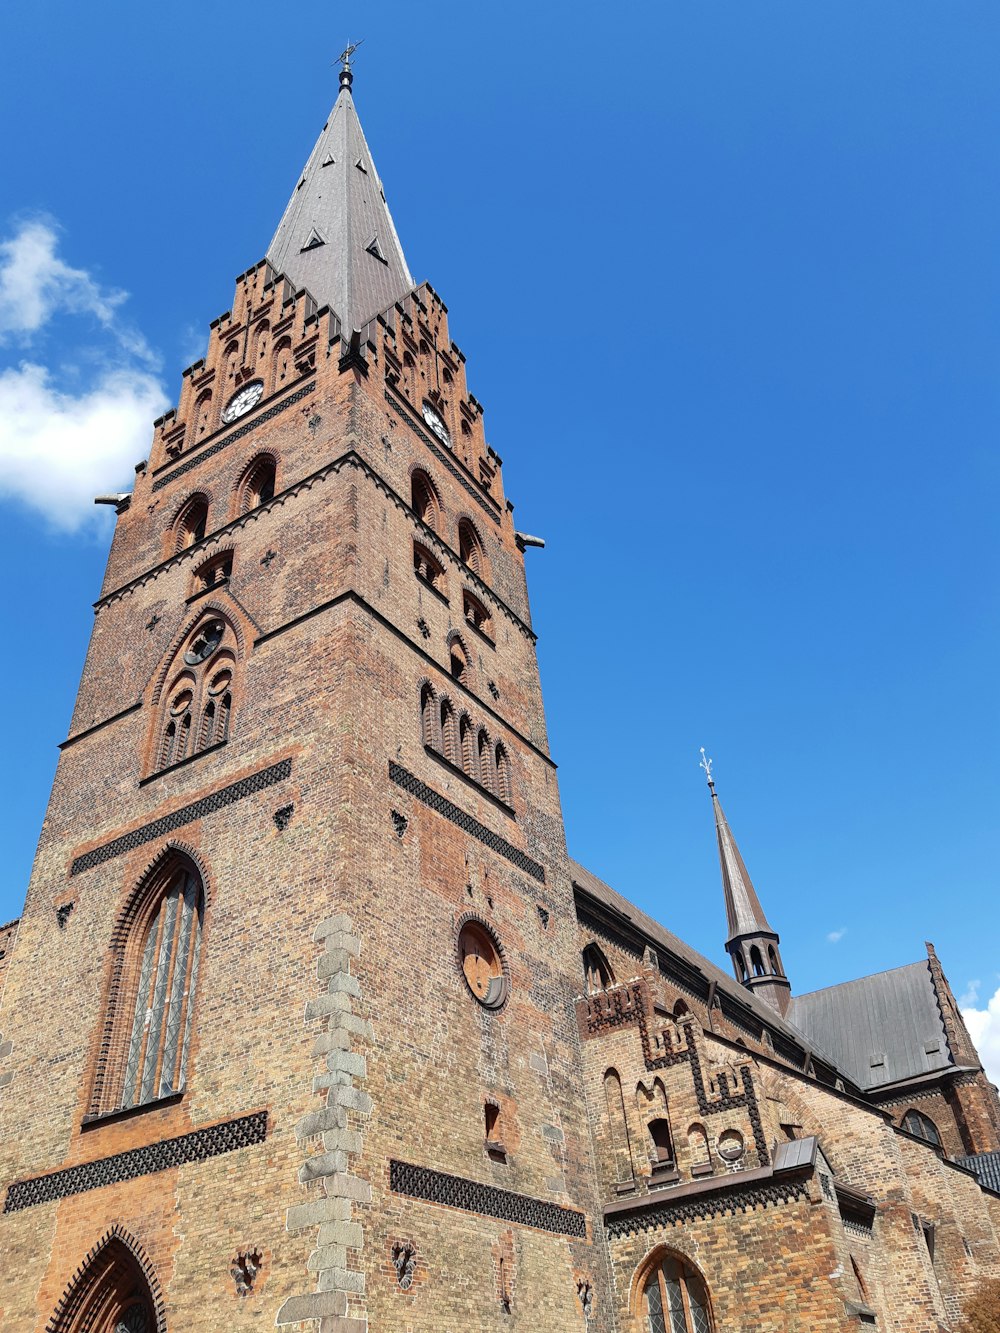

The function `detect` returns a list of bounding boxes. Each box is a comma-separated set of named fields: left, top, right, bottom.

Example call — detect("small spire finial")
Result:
left=336, top=39, right=364, bottom=91
left=699, top=747, right=715, bottom=792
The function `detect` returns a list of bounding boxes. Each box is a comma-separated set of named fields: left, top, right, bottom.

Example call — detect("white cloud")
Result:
left=960, top=979, right=981, bottom=1009
left=826, top=928, right=847, bottom=944
left=962, top=981, right=1000, bottom=1087
left=0, top=219, right=168, bottom=529
left=0, top=362, right=167, bottom=530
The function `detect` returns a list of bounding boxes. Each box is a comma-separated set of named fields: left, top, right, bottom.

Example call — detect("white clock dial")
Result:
left=422, top=402, right=451, bottom=447
left=221, top=380, right=264, bottom=424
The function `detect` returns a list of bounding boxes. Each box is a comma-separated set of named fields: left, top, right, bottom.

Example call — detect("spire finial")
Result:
left=336, top=39, right=364, bottom=91
left=699, top=747, right=716, bottom=792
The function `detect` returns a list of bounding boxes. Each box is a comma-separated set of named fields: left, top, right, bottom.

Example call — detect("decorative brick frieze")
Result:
left=389, top=762, right=545, bottom=882
left=277, top=912, right=371, bottom=1329
left=604, top=1175, right=809, bottom=1237
left=580, top=979, right=770, bottom=1163
left=3, top=1109, right=268, bottom=1212
left=389, top=1160, right=587, bottom=1237
left=150, top=381, right=316, bottom=491
left=69, top=759, right=292, bottom=875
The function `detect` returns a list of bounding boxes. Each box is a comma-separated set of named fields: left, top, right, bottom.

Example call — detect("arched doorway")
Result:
left=47, top=1228, right=163, bottom=1333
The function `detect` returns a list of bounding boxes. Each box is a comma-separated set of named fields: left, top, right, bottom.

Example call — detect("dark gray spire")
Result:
left=699, top=750, right=791, bottom=1016
left=266, top=58, right=414, bottom=335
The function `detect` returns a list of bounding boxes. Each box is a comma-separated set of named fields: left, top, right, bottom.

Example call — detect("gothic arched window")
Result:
left=458, top=518, right=485, bottom=576
left=749, top=945, right=765, bottom=977
left=420, top=683, right=439, bottom=748
left=88, top=858, right=204, bottom=1119
left=903, top=1109, right=942, bottom=1148
left=440, top=698, right=458, bottom=764
left=477, top=728, right=494, bottom=791
left=47, top=1227, right=161, bottom=1333
left=767, top=945, right=780, bottom=975
left=174, top=495, right=208, bottom=551
left=583, top=943, right=614, bottom=994
left=494, top=743, right=512, bottom=805
left=239, top=455, right=276, bottom=512
left=411, top=469, right=440, bottom=531
left=153, top=618, right=236, bottom=775
left=638, top=1252, right=713, bottom=1333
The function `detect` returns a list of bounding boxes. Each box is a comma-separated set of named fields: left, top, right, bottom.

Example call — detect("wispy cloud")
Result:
left=960, top=979, right=981, bottom=1009
left=826, top=928, right=847, bottom=944
left=0, top=220, right=167, bottom=530
left=962, top=980, right=1000, bottom=1087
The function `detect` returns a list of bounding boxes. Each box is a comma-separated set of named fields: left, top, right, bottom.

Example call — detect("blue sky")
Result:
left=1, top=2, right=998, bottom=1075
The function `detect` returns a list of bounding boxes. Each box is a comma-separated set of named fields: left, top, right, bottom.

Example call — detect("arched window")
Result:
left=440, top=698, right=457, bottom=764
left=46, top=1227, right=161, bottom=1333
left=638, top=1252, right=713, bottom=1333
left=687, top=1123, right=711, bottom=1166
left=734, top=951, right=748, bottom=983
left=604, top=1068, right=634, bottom=1185
left=494, top=743, right=512, bottom=805
left=272, top=337, right=293, bottom=390
left=750, top=945, right=765, bottom=977
left=413, top=542, right=444, bottom=590
left=420, top=683, right=440, bottom=749
left=458, top=518, right=485, bottom=575
left=583, top=943, right=614, bottom=994
left=239, top=455, right=276, bottom=512
left=463, top=590, right=491, bottom=636
left=88, top=858, right=204, bottom=1119
left=477, top=728, right=494, bottom=791
left=153, top=619, right=235, bottom=775
left=673, top=999, right=690, bottom=1021
left=193, top=389, right=213, bottom=441
left=221, top=340, right=241, bottom=391
left=254, top=321, right=270, bottom=372
left=459, top=715, right=474, bottom=773
left=411, top=469, right=440, bottom=531
left=903, top=1109, right=942, bottom=1147
left=648, top=1118, right=675, bottom=1166
left=767, top=945, right=779, bottom=975
left=174, top=495, right=208, bottom=551
left=450, top=638, right=468, bottom=681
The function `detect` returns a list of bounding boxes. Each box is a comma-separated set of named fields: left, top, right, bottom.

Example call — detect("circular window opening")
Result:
left=457, top=919, right=507, bottom=1009
left=717, top=1129, right=745, bottom=1162
left=170, top=690, right=193, bottom=716
left=184, top=620, right=225, bottom=666
left=208, top=669, right=233, bottom=696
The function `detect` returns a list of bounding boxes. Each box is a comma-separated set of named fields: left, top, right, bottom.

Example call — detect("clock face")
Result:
left=421, top=402, right=451, bottom=447
left=221, top=380, right=264, bottom=425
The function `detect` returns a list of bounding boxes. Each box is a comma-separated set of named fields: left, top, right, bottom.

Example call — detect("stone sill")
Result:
left=81, top=1090, right=184, bottom=1132
left=140, top=738, right=227, bottom=786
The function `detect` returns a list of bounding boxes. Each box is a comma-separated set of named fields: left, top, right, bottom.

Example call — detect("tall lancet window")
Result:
left=121, top=868, right=203, bottom=1108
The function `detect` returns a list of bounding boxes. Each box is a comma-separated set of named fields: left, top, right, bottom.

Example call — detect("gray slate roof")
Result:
left=266, top=79, right=414, bottom=334
left=710, top=789, right=774, bottom=940
left=570, top=859, right=835, bottom=1061
left=787, top=961, right=952, bottom=1091
left=957, top=1152, right=1000, bottom=1194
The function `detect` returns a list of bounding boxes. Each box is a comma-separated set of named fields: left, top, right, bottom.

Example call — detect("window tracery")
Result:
left=638, top=1252, right=713, bottom=1333
left=902, top=1109, right=942, bottom=1147
left=154, top=618, right=236, bottom=774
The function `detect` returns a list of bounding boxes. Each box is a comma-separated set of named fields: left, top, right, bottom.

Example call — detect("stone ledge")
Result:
left=275, top=1289, right=347, bottom=1324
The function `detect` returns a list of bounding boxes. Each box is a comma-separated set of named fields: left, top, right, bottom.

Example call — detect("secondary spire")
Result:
left=700, top=749, right=791, bottom=1015
left=266, top=46, right=414, bottom=337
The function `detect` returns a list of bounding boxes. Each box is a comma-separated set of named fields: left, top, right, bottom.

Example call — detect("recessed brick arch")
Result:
left=86, top=844, right=209, bottom=1120
left=45, top=1224, right=166, bottom=1333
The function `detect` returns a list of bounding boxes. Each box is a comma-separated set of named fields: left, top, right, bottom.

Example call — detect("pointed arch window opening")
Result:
left=640, top=1253, right=713, bottom=1333
left=117, top=869, right=203, bottom=1112
left=153, top=622, right=236, bottom=777
left=749, top=945, right=765, bottom=978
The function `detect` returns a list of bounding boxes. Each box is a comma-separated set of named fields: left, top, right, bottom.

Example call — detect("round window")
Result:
left=457, top=919, right=507, bottom=1009
left=169, top=690, right=193, bottom=716
left=184, top=620, right=224, bottom=666
left=717, top=1129, right=745, bottom=1162
left=208, top=669, right=233, bottom=696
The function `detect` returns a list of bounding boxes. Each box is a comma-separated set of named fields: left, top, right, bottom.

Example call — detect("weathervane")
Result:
left=336, top=39, right=364, bottom=89
left=699, top=747, right=715, bottom=791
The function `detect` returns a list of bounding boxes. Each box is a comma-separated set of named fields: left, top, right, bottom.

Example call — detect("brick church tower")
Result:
left=0, top=54, right=613, bottom=1330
